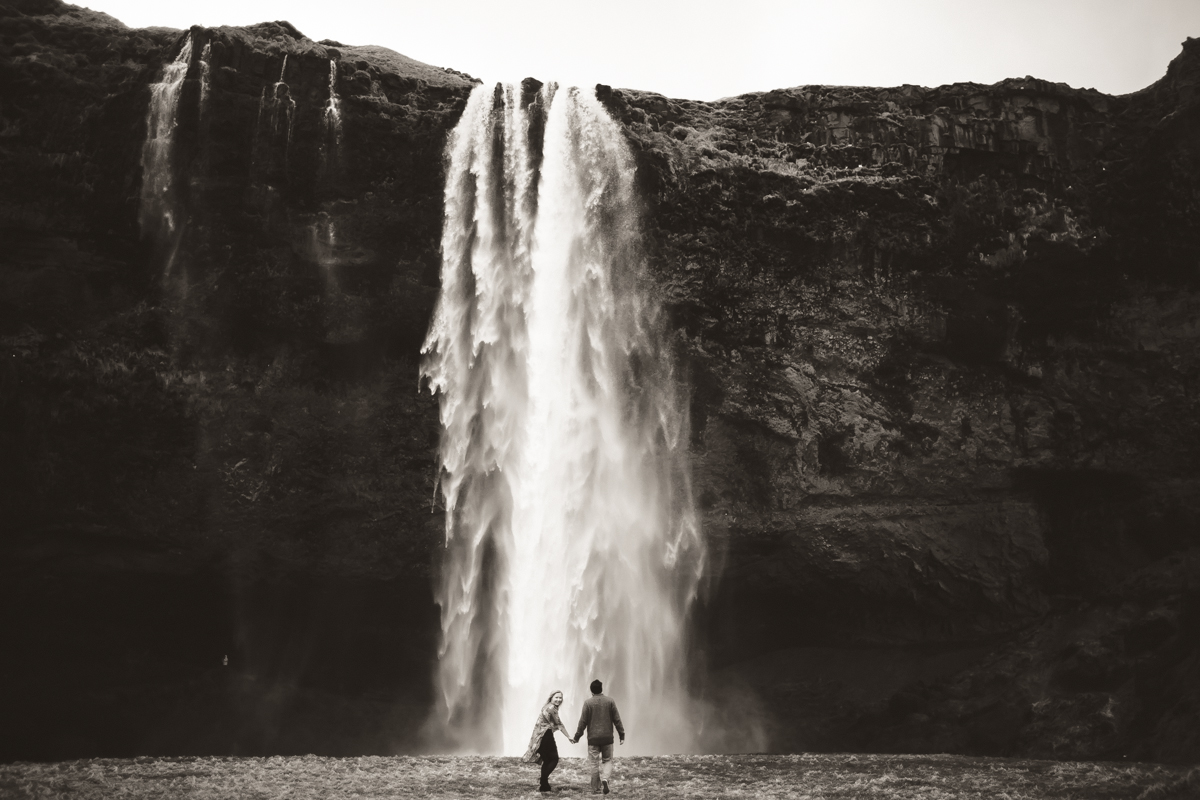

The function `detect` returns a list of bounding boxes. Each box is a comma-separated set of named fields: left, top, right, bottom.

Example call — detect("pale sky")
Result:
left=83, top=0, right=1198, bottom=100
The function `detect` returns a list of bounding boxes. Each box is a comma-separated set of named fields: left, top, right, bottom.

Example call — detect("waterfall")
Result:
left=199, top=42, right=212, bottom=113
left=324, top=59, right=342, bottom=144
left=256, top=54, right=296, bottom=167
left=322, top=59, right=342, bottom=176
left=422, top=82, right=705, bottom=756
left=274, top=55, right=295, bottom=148
left=308, top=213, right=339, bottom=290
left=138, top=32, right=193, bottom=269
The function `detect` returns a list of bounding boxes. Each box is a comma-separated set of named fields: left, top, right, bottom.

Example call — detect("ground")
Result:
left=0, top=754, right=1190, bottom=799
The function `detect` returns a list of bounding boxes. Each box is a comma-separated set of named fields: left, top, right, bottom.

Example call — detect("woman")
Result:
left=521, top=689, right=571, bottom=792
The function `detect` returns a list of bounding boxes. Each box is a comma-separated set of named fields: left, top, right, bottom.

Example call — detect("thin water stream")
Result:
left=139, top=32, right=193, bottom=275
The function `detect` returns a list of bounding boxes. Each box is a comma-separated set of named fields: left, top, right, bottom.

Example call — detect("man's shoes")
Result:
left=602, top=780, right=610, bottom=794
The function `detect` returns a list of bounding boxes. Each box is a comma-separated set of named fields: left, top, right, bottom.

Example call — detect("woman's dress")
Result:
left=521, top=702, right=568, bottom=763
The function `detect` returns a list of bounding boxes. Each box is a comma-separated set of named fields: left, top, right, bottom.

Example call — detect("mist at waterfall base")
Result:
left=420, top=82, right=761, bottom=756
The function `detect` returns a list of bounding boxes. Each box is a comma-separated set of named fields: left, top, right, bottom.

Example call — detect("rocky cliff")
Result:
left=602, top=42, right=1200, bottom=760
left=1, top=0, right=1197, bottom=762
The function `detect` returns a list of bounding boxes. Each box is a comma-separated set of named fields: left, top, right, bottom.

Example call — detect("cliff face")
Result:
left=602, top=46, right=1200, bottom=758
left=600, top=50, right=1200, bottom=758
left=1, top=0, right=1197, bottom=762
left=1, top=1, right=472, bottom=758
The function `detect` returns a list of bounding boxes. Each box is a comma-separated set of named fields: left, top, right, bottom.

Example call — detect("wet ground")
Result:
left=0, top=752, right=1188, bottom=799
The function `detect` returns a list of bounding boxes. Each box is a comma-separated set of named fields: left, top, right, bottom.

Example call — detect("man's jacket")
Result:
left=575, top=693, right=625, bottom=746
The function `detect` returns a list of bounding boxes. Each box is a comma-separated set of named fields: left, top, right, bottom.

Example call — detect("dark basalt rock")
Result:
left=1, top=0, right=1198, bottom=763
left=618, top=42, right=1200, bottom=760
left=0, top=0, right=470, bottom=761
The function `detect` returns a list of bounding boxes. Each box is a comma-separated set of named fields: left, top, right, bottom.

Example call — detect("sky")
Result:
left=81, top=0, right=1199, bottom=100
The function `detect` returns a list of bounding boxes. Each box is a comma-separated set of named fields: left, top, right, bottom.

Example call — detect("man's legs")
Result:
left=598, top=743, right=613, bottom=793
left=588, top=744, right=602, bottom=792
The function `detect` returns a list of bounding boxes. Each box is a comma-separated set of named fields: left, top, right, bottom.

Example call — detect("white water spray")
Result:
left=422, top=82, right=705, bottom=756
left=308, top=214, right=339, bottom=290
left=139, top=32, right=193, bottom=257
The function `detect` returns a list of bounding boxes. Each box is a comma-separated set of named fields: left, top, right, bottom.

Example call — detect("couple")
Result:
left=522, top=679, right=625, bottom=794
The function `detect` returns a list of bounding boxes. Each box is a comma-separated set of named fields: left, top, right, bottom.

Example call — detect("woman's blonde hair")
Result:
left=545, top=690, right=564, bottom=705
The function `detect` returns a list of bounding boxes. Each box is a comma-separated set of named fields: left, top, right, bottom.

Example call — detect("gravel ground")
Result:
left=0, top=753, right=1188, bottom=799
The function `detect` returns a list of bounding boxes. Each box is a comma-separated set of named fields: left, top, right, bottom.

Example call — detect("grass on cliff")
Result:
left=0, top=753, right=1188, bottom=799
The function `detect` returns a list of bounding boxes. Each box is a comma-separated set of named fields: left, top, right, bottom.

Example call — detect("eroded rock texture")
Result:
left=1, top=0, right=1197, bottom=762
left=1, top=0, right=471, bottom=759
left=601, top=44, right=1200, bottom=760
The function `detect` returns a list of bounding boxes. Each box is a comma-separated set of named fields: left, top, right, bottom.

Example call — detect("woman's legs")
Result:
left=538, top=730, right=559, bottom=791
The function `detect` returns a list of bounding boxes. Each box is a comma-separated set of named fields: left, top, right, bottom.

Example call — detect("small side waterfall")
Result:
left=309, top=213, right=339, bottom=290
left=199, top=42, right=212, bottom=114
left=139, top=32, right=194, bottom=278
left=274, top=55, right=296, bottom=147
left=422, top=82, right=705, bottom=755
left=324, top=59, right=342, bottom=144
left=321, top=59, right=343, bottom=178
left=256, top=54, right=296, bottom=168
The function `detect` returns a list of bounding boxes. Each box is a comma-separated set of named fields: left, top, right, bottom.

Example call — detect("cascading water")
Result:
left=422, top=82, right=705, bottom=756
left=321, top=58, right=343, bottom=181
left=275, top=55, right=295, bottom=149
left=309, top=213, right=339, bottom=289
left=324, top=59, right=342, bottom=145
left=199, top=42, right=212, bottom=113
left=256, top=54, right=296, bottom=166
left=139, top=32, right=193, bottom=272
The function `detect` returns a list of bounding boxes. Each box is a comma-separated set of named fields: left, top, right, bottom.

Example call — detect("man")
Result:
left=572, top=679, right=625, bottom=795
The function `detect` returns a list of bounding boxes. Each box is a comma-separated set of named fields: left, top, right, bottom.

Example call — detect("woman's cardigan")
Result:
left=521, top=703, right=569, bottom=763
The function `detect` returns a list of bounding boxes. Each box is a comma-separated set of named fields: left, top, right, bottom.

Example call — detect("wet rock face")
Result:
left=2, top=1, right=1198, bottom=763
left=604, top=56, right=1200, bottom=597
left=605, top=40, right=1200, bottom=759
left=1, top=1, right=471, bottom=761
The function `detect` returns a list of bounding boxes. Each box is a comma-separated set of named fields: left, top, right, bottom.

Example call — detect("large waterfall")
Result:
left=421, top=82, right=706, bottom=756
